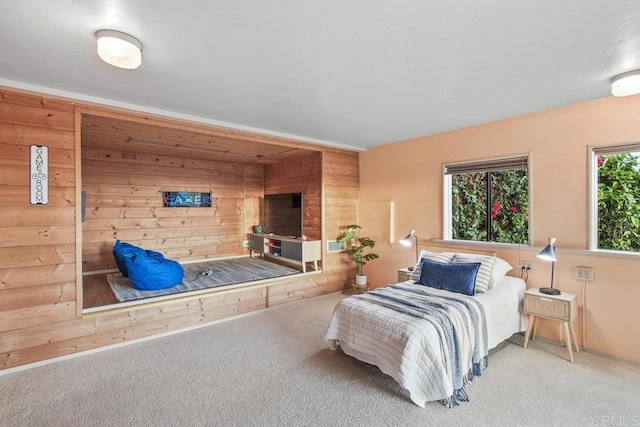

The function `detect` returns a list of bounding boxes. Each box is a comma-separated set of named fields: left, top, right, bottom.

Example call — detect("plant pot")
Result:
left=355, top=274, right=367, bottom=286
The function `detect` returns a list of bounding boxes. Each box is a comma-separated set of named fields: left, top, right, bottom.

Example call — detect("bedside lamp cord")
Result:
left=582, top=280, right=587, bottom=351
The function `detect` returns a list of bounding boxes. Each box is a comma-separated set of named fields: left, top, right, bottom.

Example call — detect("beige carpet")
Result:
left=1, top=292, right=639, bottom=426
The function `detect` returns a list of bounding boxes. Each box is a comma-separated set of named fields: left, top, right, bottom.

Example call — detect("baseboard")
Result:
left=0, top=291, right=342, bottom=377
left=582, top=347, right=640, bottom=368
left=513, top=331, right=640, bottom=368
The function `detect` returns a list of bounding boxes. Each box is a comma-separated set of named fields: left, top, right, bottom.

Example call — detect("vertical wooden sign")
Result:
left=30, top=145, right=48, bottom=205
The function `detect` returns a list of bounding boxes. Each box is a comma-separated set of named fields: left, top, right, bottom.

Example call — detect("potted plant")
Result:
left=339, top=224, right=379, bottom=287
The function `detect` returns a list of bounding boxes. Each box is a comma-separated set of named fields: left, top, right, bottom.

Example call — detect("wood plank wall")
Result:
left=81, top=145, right=260, bottom=272
left=0, top=87, right=358, bottom=370
left=0, top=91, right=78, bottom=341
left=267, top=151, right=359, bottom=306
left=264, top=153, right=322, bottom=240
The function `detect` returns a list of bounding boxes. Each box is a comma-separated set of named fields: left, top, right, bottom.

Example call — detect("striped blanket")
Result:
left=325, top=283, right=489, bottom=407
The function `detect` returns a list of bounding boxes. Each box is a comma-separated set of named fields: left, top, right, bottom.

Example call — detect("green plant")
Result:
left=338, top=224, right=379, bottom=275
left=451, top=169, right=529, bottom=244
left=597, top=153, right=640, bottom=251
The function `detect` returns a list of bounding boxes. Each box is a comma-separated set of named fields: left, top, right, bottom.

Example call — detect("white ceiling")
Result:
left=1, top=1, right=639, bottom=151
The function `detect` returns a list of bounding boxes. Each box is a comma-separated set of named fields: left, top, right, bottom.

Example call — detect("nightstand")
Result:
left=398, top=268, right=413, bottom=282
left=351, top=282, right=369, bottom=294
left=523, top=288, right=579, bottom=362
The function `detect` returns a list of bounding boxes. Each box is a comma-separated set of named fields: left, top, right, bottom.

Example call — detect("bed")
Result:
left=324, top=251, right=528, bottom=407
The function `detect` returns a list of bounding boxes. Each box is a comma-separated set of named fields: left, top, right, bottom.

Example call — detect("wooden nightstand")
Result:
left=523, top=288, right=579, bottom=362
left=351, top=282, right=369, bottom=294
left=398, top=268, right=413, bottom=282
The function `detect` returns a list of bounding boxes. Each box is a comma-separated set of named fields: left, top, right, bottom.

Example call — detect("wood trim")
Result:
left=82, top=270, right=320, bottom=318
left=75, top=104, right=331, bottom=154
left=321, top=151, right=326, bottom=266
left=74, top=109, right=83, bottom=318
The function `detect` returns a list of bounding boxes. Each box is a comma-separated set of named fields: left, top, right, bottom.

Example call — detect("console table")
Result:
left=248, top=233, right=321, bottom=273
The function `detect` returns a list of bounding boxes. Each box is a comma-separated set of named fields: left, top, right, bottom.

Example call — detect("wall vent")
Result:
left=327, top=240, right=346, bottom=253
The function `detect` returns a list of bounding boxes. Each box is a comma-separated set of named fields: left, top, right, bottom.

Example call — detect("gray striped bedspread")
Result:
left=324, top=283, right=492, bottom=407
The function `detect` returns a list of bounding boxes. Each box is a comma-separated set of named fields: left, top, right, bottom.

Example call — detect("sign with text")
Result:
left=30, top=145, right=48, bottom=205
left=163, top=191, right=212, bottom=208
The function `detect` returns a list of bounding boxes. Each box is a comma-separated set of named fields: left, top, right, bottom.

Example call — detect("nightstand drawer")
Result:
left=525, top=295, right=570, bottom=321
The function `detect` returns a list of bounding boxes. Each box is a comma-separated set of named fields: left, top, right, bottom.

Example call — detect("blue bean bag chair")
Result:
left=112, top=240, right=183, bottom=290
left=124, top=252, right=184, bottom=291
left=112, top=240, right=170, bottom=278
left=112, top=240, right=146, bottom=278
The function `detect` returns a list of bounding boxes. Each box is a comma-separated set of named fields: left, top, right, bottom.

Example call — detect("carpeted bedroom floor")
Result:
left=1, top=292, right=639, bottom=426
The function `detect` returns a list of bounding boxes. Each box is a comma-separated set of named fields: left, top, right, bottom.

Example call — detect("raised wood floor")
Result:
left=81, top=257, right=320, bottom=314
left=83, top=274, right=119, bottom=308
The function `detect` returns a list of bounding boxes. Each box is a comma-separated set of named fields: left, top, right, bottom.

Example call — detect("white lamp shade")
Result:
left=96, top=30, right=142, bottom=70
left=400, top=230, right=415, bottom=246
left=611, top=70, right=640, bottom=97
left=537, top=237, right=557, bottom=261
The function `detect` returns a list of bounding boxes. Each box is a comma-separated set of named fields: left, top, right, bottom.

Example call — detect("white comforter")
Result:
left=324, top=276, right=527, bottom=407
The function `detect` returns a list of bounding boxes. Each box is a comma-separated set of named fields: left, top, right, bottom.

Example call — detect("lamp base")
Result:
left=539, top=287, right=561, bottom=295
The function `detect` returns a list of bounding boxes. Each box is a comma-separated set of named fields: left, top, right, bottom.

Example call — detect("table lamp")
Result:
left=537, top=237, right=560, bottom=295
left=400, top=230, right=419, bottom=271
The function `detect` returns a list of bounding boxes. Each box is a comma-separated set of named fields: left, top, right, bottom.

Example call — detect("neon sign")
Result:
left=163, top=192, right=212, bottom=207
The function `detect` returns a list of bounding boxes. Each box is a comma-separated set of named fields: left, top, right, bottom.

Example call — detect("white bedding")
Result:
left=324, top=276, right=528, bottom=407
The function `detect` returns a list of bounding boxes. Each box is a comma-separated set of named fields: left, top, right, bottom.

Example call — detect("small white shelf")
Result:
left=248, top=233, right=321, bottom=273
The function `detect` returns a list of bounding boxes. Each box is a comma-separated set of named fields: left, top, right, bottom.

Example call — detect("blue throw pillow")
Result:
left=418, top=258, right=481, bottom=296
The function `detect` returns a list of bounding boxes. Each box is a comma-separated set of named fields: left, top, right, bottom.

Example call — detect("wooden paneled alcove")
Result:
left=80, top=110, right=329, bottom=312
left=0, top=87, right=359, bottom=370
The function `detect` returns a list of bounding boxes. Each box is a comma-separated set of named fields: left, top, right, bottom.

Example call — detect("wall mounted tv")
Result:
left=264, top=193, right=303, bottom=237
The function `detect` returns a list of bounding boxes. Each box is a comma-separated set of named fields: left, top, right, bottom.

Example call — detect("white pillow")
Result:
left=490, top=257, right=513, bottom=288
left=452, top=253, right=496, bottom=293
left=409, top=250, right=455, bottom=281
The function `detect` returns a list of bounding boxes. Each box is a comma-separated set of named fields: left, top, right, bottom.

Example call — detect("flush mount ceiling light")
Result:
left=611, top=70, right=640, bottom=97
left=95, top=29, right=142, bottom=70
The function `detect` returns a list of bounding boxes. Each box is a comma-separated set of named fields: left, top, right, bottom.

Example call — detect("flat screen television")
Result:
left=263, top=193, right=303, bottom=237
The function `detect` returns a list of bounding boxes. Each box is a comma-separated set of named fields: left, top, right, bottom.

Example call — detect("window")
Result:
left=444, top=156, right=530, bottom=244
left=591, top=144, right=640, bottom=252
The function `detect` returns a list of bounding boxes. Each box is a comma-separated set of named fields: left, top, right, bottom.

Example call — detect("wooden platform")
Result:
left=82, top=260, right=322, bottom=314
left=83, top=274, right=119, bottom=308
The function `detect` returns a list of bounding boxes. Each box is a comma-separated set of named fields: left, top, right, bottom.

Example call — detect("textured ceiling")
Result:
left=1, top=1, right=639, bottom=150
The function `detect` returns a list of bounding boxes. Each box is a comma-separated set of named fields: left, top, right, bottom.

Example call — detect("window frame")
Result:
left=443, top=154, right=532, bottom=246
left=589, top=142, right=640, bottom=252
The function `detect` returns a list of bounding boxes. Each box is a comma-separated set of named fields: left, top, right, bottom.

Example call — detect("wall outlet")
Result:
left=242, top=240, right=249, bottom=248
left=576, top=266, right=594, bottom=282
left=520, top=261, right=533, bottom=273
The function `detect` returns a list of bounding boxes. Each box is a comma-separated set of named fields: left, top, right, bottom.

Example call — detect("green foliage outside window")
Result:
left=597, top=153, right=640, bottom=252
left=451, top=169, right=529, bottom=244
left=452, top=173, right=487, bottom=241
